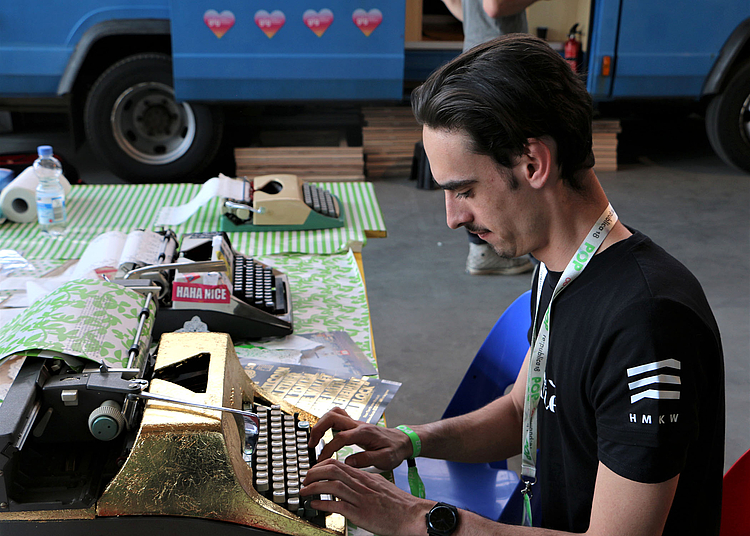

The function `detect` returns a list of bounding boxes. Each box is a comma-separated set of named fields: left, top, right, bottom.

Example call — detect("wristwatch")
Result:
left=426, top=502, right=459, bottom=536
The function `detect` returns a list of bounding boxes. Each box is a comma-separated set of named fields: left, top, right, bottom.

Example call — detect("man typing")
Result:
left=300, top=35, right=725, bottom=536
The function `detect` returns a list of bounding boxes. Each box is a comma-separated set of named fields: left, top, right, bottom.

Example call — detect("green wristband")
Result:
left=396, top=425, right=422, bottom=458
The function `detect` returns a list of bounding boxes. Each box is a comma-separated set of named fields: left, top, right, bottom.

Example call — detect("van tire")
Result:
left=706, top=59, right=750, bottom=174
left=84, top=53, right=223, bottom=183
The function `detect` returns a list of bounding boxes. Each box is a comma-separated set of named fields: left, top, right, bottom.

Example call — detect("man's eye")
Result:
left=456, top=190, right=472, bottom=199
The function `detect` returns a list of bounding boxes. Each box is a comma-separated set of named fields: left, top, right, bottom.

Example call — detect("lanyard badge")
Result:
left=519, top=204, right=618, bottom=526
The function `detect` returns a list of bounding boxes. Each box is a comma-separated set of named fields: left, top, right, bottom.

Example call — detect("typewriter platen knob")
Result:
left=88, top=400, right=126, bottom=441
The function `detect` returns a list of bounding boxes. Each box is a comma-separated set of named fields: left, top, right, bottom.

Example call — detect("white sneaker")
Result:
left=466, top=243, right=534, bottom=275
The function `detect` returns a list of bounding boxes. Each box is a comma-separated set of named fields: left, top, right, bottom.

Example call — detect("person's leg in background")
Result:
left=465, top=229, right=533, bottom=275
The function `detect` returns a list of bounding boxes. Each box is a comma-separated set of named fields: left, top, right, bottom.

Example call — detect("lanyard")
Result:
left=519, top=204, right=618, bottom=524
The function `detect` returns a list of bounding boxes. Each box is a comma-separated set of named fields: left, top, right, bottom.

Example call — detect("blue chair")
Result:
left=392, top=291, right=532, bottom=521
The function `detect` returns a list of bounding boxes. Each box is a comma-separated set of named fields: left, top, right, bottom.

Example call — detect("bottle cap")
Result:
left=37, top=146, right=53, bottom=157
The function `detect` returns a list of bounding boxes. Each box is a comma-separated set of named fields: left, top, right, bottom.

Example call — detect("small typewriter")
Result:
left=119, top=231, right=293, bottom=341
left=220, top=174, right=346, bottom=232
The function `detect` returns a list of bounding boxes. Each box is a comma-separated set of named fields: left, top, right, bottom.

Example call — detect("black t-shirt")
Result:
left=529, top=230, right=724, bottom=534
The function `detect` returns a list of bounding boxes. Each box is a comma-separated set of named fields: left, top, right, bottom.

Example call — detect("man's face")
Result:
left=423, top=126, right=536, bottom=259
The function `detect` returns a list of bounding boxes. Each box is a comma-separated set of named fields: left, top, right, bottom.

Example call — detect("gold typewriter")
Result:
left=0, top=332, right=345, bottom=536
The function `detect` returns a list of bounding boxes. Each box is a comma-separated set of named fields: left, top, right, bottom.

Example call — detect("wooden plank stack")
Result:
left=234, top=146, right=365, bottom=182
left=233, top=114, right=619, bottom=181
left=592, top=119, right=621, bottom=172
left=362, top=107, right=423, bottom=179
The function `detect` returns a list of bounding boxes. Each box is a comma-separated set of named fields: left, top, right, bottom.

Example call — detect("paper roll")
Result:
left=0, top=166, right=72, bottom=223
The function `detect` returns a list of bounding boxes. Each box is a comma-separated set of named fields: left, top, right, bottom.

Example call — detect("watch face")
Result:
left=429, top=505, right=457, bottom=532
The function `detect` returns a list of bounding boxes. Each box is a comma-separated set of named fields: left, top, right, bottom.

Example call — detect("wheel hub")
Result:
left=136, top=98, right=180, bottom=139
left=111, top=82, right=196, bottom=165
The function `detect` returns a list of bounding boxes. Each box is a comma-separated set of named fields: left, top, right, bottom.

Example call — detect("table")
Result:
left=0, top=181, right=388, bottom=400
left=0, top=181, right=387, bottom=259
left=0, top=178, right=391, bottom=536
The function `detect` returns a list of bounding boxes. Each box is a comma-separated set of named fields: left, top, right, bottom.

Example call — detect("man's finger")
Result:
left=304, top=493, right=354, bottom=519
left=316, top=431, right=354, bottom=461
left=342, top=450, right=385, bottom=469
left=302, top=458, right=361, bottom=488
left=308, top=408, right=355, bottom=447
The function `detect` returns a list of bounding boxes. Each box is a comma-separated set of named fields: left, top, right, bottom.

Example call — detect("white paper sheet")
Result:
left=154, top=175, right=247, bottom=226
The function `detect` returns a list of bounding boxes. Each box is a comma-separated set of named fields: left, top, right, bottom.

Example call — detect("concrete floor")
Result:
left=1, top=111, right=748, bottom=472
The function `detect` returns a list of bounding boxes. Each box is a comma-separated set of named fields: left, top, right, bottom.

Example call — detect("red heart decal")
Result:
left=303, top=9, right=334, bottom=37
left=254, top=9, right=286, bottom=38
left=352, top=8, right=382, bottom=36
left=203, top=9, right=235, bottom=39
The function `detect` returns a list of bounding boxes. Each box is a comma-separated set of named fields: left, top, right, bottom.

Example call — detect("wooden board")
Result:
left=234, top=147, right=365, bottom=182
left=592, top=119, right=621, bottom=172
left=362, top=107, right=423, bottom=178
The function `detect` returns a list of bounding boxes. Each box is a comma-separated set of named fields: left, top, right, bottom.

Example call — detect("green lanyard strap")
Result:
left=519, top=204, right=618, bottom=527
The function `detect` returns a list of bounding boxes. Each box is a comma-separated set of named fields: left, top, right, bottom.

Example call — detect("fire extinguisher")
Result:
left=564, top=23, right=582, bottom=73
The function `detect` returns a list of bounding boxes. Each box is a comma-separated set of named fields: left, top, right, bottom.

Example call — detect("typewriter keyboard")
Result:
left=302, top=183, right=339, bottom=219
left=248, top=405, right=327, bottom=522
left=233, top=256, right=288, bottom=315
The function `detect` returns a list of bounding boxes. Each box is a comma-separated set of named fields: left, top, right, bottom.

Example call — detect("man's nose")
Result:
left=445, top=194, right=471, bottom=230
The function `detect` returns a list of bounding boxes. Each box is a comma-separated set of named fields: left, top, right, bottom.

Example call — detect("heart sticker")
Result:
left=203, top=9, right=235, bottom=39
left=303, top=9, right=334, bottom=37
left=254, top=10, right=286, bottom=38
left=352, top=8, right=382, bottom=36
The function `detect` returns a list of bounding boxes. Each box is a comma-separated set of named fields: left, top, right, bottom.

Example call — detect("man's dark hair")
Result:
left=412, top=34, right=595, bottom=190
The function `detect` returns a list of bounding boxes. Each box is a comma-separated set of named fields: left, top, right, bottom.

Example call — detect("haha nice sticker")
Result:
left=254, top=10, right=286, bottom=38
left=203, top=10, right=236, bottom=38
left=303, top=9, right=334, bottom=37
left=352, top=8, right=382, bottom=36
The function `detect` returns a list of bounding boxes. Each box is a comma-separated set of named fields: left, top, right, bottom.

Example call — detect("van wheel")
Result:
left=706, top=59, right=750, bottom=174
left=84, top=53, right=223, bottom=183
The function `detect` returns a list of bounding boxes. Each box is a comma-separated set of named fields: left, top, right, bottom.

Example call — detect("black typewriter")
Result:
left=0, top=332, right=342, bottom=536
left=119, top=231, right=293, bottom=341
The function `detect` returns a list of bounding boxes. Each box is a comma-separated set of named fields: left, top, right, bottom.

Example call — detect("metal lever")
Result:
left=127, top=391, right=260, bottom=455
left=123, top=260, right=227, bottom=280
left=224, top=200, right=266, bottom=215
left=128, top=391, right=259, bottom=424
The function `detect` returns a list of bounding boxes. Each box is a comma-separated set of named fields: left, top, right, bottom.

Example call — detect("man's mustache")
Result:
left=464, top=224, right=490, bottom=234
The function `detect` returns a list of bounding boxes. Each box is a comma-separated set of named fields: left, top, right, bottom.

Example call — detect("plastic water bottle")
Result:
left=34, top=145, right=67, bottom=236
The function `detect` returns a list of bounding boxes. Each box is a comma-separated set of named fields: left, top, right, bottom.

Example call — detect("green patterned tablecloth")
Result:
left=0, top=250, right=375, bottom=402
left=0, top=181, right=386, bottom=260
left=258, top=250, right=374, bottom=367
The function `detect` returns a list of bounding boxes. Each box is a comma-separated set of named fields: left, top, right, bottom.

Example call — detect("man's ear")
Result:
left=521, top=138, right=554, bottom=189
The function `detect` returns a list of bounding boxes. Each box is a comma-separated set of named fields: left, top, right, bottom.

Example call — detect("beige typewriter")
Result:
left=220, top=174, right=345, bottom=233
left=0, top=332, right=345, bottom=536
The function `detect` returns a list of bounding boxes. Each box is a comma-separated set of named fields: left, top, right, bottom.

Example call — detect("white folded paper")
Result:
left=154, top=174, right=246, bottom=226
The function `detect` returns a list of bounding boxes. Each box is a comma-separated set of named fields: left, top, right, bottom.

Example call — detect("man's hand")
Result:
left=300, top=458, right=432, bottom=536
left=309, top=407, right=413, bottom=470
